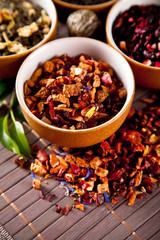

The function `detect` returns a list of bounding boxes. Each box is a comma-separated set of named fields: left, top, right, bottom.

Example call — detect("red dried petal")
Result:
left=36, top=149, right=49, bottom=162
left=81, top=181, right=92, bottom=190
left=70, top=163, right=81, bottom=175
left=122, top=131, right=142, bottom=145
left=56, top=204, right=61, bottom=213
left=49, top=101, right=55, bottom=119
left=95, top=193, right=104, bottom=207
left=31, top=144, right=40, bottom=153
left=38, top=190, right=45, bottom=199
left=32, top=109, right=41, bottom=118
left=112, top=197, right=120, bottom=205
left=48, top=194, right=55, bottom=202
left=60, top=205, right=70, bottom=215
left=58, top=168, right=66, bottom=177
left=109, top=168, right=124, bottom=181
left=155, top=61, right=160, bottom=68
left=101, top=72, right=112, bottom=85
left=99, top=141, right=111, bottom=157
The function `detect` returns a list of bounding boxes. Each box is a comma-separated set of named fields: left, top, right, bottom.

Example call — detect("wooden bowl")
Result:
left=106, top=0, right=160, bottom=89
left=52, top=0, right=117, bottom=18
left=0, top=0, right=57, bottom=80
left=16, top=37, right=135, bottom=148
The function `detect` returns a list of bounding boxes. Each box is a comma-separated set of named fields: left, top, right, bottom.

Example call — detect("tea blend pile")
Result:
left=24, top=54, right=126, bottom=130
left=16, top=91, right=160, bottom=214
left=112, top=5, right=160, bottom=67
left=0, top=0, right=51, bottom=56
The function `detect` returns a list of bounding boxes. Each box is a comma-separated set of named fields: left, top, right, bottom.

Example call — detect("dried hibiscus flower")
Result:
left=112, top=5, right=160, bottom=67
left=30, top=91, right=160, bottom=209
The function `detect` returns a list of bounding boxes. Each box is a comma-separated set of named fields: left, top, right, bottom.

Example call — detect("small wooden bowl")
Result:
left=16, top=37, right=135, bottom=148
left=52, top=0, right=117, bottom=18
left=0, top=0, right=57, bottom=80
left=106, top=0, right=160, bottom=89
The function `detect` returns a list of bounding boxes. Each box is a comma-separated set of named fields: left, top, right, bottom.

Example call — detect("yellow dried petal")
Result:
left=74, top=189, right=85, bottom=195
left=32, top=179, right=41, bottom=189
left=2, top=9, right=12, bottom=21
left=73, top=203, right=84, bottom=211
left=44, top=174, right=51, bottom=179
left=150, top=177, right=158, bottom=183
left=149, top=134, right=159, bottom=144
left=85, top=106, right=96, bottom=118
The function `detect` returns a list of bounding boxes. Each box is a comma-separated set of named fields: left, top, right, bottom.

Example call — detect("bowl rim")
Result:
left=53, top=0, right=117, bottom=10
left=16, top=36, right=135, bottom=134
left=106, top=0, right=160, bottom=71
left=0, top=0, right=57, bottom=60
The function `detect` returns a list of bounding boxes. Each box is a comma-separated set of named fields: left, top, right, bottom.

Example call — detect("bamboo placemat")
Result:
left=0, top=87, right=160, bottom=240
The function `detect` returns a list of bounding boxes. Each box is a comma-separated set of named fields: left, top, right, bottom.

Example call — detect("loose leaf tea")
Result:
left=0, top=0, right=51, bottom=56
left=24, top=54, right=127, bottom=130
left=112, top=5, right=160, bottom=67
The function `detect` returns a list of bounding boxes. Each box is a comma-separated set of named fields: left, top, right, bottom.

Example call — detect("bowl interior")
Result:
left=0, top=0, right=57, bottom=60
left=106, top=0, right=160, bottom=89
left=0, top=0, right=57, bottom=80
left=106, top=0, right=160, bottom=63
left=16, top=37, right=134, bottom=133
left=32, top=0, right=57, bottom=42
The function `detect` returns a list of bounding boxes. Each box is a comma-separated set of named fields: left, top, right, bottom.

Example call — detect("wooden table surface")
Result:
left=0, top=18, right=160, bottom=240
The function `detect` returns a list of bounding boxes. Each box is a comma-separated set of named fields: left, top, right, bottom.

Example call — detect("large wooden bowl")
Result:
left=16, top=37, right=135, bottom=148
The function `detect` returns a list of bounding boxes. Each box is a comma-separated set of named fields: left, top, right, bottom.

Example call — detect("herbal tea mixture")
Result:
left=24, top=54, right=127, bottom=130
left=112, top=5, right=160, bottom=67
left=16, top=91, right=160, bottom=214
left=0, top=0, right=51, bottom=56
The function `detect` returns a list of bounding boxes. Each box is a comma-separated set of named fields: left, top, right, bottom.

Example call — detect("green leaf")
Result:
left=0, top=88, right=31, bottom=161
left=12, top=95, right=26, bottom=121
left=9, top=118, right=31, bottom=157
left=0, top=114, right=21, bottom=155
